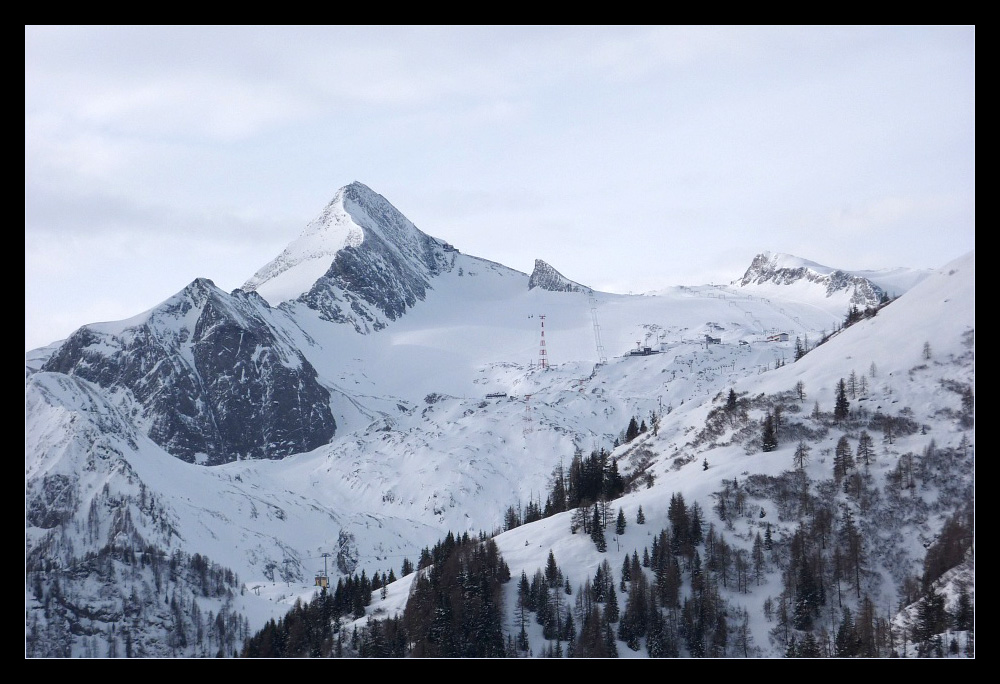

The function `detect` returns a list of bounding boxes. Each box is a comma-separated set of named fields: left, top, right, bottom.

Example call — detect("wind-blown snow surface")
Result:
left=24, top=182, right=972, bottom=657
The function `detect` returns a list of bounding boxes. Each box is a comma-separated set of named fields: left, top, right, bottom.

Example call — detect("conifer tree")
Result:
left=833, top=435, right=853, bottom=483
left=605, top=587, right=620, bottom=624
left=545, top=550, right=559, bottom=587
left=603, top=619, right=619, bottom=657
left=834, top=378, right=850, bottom=422
left=761, top=411, right=778, bottom=452
left=591, top=504, right=607, bottom=552
left=615, top=507, right=627, bottom=536
left=626, top=416, right=640, bottom=442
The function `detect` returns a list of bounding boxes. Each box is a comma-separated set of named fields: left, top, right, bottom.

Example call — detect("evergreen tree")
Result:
left=761, top=411, right=778, bottom=452
left=751, top=532, right=766, bottom=586
left=626, top=417, right=640, bottom=443
left=917, top=590, right=948, bottom=644
left=835, top=606, right=859, bottom=657
left=840, top=508, right=864, bottom=599
left=615, top=507, right=627, bottom=536
left=603, top=618, right=619, bottom=657
left=605, top=587, right=620, bottom=624
left=545, top=549, right=560, bottom=587
left=636, top=506, right=646, bottom=524
left=955, top=584, right=974, bottom=631
left=548, top=462, right=568, bottom=515
left=689, top=502, right=704, bottom=547
left=834, top=378, right=850, bottom=421
left=591, top=504, right=607, bottom=552
left=792, top=562, right=820, bottom=631
left=799, top=631, right=821, bottom=657
left=833, top=435, right=853, bottom=483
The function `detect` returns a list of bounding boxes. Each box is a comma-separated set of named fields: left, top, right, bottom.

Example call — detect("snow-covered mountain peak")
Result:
left=527, top=259, right=590, bottom=293
left=735, top=250, right=893, bottom=310
left=241, top=185, right=369, bottom=305
left=241, top=182, right=453, bottom=333
left=739, top=251, right=839, bottom=283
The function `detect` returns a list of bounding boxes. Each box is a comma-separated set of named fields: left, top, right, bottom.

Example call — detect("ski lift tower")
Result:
left=538, top=315, right=549, bottom=369
left=590, top=295, right=607, bottom=365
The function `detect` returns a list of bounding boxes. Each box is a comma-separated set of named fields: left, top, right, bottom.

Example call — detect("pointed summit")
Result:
left=243, top=182, right=453, bottom=333
left=241, top=183, right=371, bottom=304
left=527, top=259, right=590, bottom=293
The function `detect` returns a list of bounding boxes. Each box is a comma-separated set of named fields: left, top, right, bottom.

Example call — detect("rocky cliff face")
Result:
left=41, top=278, right=336, bottom=465
left=246, top=182, right=454, bottom=333
left=738, top=251, right=886, bottom=308
left=527, top=259, right=590, bottom=293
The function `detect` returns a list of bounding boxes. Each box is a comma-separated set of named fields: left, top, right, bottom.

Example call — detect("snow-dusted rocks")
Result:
left=40, top=277, right=336, bottom=465
left=245, top=182, right=453, bottom=333
left=527, top=259, right=590, bottom=293
left=737, top=251, right=897, bottom=308
left=24, top=180, right=973, bottom=658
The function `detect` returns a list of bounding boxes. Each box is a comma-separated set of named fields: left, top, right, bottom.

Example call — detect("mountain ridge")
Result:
left=735, top=250, right=930, bottom=309
left=24, top=183, right=973, bottom=658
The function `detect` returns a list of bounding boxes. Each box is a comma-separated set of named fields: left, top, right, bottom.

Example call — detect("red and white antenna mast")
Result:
left=538, top=315, right=549, bottom=369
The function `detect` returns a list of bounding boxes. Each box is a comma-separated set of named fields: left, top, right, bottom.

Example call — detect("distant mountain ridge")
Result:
left=736, top=251, right=897, bottom=308
left=25, top=181, right=973, bottom=658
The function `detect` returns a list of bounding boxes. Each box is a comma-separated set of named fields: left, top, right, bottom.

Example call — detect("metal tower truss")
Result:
left=590, top=296, right=607, bottom=365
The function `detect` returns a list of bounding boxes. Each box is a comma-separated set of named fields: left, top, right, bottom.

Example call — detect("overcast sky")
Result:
left=25, top=25, right=975, bottom=352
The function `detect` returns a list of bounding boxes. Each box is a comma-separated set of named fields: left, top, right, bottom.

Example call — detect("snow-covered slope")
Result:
left=24, top=183, right=973, bottom=658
